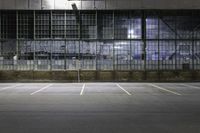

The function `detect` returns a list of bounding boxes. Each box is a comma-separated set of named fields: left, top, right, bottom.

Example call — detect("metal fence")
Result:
left=0, top=10, right=200, bottom=71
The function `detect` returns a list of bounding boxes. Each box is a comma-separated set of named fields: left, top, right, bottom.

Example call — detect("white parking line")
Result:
left=80, top=84, right=85, bottom=95
left=181, top=84, right=200, bottom=90
left=0, top=84, right=21, bottom=91
left=116, top=84, right=132, bottom=95
left=30, top=84, right=53, bottom=95
left=149, top=84, right=181, bottom=96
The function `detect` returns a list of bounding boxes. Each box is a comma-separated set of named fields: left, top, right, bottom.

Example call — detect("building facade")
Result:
left=0, top=0, right=200, bottom=81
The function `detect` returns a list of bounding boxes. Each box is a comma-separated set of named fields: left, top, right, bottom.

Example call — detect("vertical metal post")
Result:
left=16, top=11, right=18, bottom=71
left=50, top=41, right=52, bottom=71
left=113, top=10, right=115, bottom=71
left=192, top=12, right=195, bottom=71
left=50, top=11, right=52, bottom=71
left=192, top=32, right=195, bottom=71
left=77, top=60, right=80, bottom=82
left=79, top=11, right=81, bottom=39
left=78, top=11, right=81, bottom=82
left=96, top=10, right=98, bottom=40
left=158, top=14, right=160, bottom=80
left=50, top=11, right=52, bottom=39
left=64, top=41, right=67, bottom=70
left=129, top=11, right=132, bottom=70
left=95, top=11, right=98, bottom=70
left=78, top=41, right=80, bottom=83
left=142, top=11, right=146, bottom=78
left=112, top=11, right=115, bottom=80
left=175, top=15, right=177, bottom=70
left=64, top=11, right=66, bottom=39
left=130, top=40, right=132, bottom=70
left=158, top=15, right=160, bottom=70
left=33, top=11, right=36, bottom=71
left=0, top=11, right=2, bottom=40
left=64, top=11, right=67, bottom=70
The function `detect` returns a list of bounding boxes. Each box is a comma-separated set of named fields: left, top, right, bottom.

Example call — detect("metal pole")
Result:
left=142, top=11, right=146, bottom=79
left=113, top=10, right=115, bottom=70
left=50, top=11, right=52, bottom=71
left=33, top=11, right=36, bottom=71
left=77, top=60, right=80, bottom=83
left=78, top=10, right=81, bottom=83
left=158, top=15, right=160, bottom=69
left=158, top=14, right=160, bottom=80
left=175, top=15, right=177, bottom=70
left=16, top=11, right=18, bottom=71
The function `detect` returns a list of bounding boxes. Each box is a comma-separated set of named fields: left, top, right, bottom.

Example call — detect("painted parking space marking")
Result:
left=149, top=83, right=181, bottom=96
left=80, top=84, right=85, bottom=95
left=181, top=84, right=200, bottom=90
left=116, top=84, right=132, bottom=95
left=30, top=84, right=53, bottom=95
left=0, top=84, right=22, bottom=92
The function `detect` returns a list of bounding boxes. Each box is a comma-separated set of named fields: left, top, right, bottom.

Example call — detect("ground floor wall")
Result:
left=0, top=70, right=199, bottom=82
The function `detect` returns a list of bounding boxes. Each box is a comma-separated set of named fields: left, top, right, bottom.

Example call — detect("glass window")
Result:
left=146, top=41, right=159, bottom=70
left=194, top=41, right=200, bottom=70
left=52, top=41, right=65, bottom=70
left=66, top=41, right=79, bottom=70
left=81, top=12, right=97, bottom=39
left=97, top=12, right=114, bottom=39
left=34, top=41, right=51, bottom=70
left=52, top=11, right=65, bottom=38
left=193, top=13, right=200, bottom=39
left=131, top=41, right=144, bottom=70
left=0, top=40, right=16, bottom=70
left=18, top=11, right=33, bottom=39
left=159, top=16, right=176, bottom=39
left=97, top=41, right=113, bottom=70
left=159, top=41, right=176, bottom=70
left=114, top=41, right=130, bottom=70
left=0, top=11, right=16, bottom=39
left=66, top=12, right=79, bottom=39
left=176, top=15, right=193, bottom=39
left=80, top=41, right=96, bottom=70
left=35, top=11, right=50, bottom=38
left=18, top=41, right=34, bottom=70
left=129, top=11, right=142, bottom=39
left=176, top=41, right=193, bottom=70
left=146, top=16, right=158, bottom=39
left=114, top=12, right=129, bottom=39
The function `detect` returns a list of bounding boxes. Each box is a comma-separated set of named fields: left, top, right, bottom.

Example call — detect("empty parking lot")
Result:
left=0, top=82, right=200, bottom=133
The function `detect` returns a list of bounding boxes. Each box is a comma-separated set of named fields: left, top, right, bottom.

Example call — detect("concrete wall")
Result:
left=0, top=0, right=199, bottom=10
left=0, top=70, right=199, bottom=82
